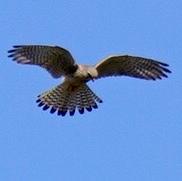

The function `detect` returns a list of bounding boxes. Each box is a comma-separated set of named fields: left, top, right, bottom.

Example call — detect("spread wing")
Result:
left=8, top=45, right=78, bottom=78
left=95, top=55, right=171, bottom=80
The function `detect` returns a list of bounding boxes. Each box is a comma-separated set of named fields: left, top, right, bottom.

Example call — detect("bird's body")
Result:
left=8, top=45, right=171, bottom=116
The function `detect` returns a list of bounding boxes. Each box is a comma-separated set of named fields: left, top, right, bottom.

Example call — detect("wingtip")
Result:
left=158, top=62, right=169, bottom=67
left=163, top=68, right=172, bottom=74
left=8, top=49, right=16, bottom=53
left=13, top=45, right=23, bottom=48
left=155, top=61, right=172, bottom=79
left=7, top=54, right=14, bottom=58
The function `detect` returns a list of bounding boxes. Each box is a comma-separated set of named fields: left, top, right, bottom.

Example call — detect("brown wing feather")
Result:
left=8, top=45, right=78, bottom=78
left=95, top=55, right=171, bottom=80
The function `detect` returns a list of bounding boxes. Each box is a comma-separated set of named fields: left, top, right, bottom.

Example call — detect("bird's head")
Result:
left=76, top=64, right=98, bottom=82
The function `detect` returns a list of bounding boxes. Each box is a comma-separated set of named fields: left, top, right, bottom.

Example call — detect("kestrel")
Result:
left=8, top=45, right=171, bottom=116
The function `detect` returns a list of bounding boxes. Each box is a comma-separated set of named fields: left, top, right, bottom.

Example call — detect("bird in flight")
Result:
left=8, top=45, right=171, bottom=116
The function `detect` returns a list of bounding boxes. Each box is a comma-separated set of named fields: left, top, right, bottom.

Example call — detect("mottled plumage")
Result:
left=8, top=45, right=171, bottom=116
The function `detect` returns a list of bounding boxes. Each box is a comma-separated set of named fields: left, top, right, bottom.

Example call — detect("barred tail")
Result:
left=36, top=83, right=102, bottom=116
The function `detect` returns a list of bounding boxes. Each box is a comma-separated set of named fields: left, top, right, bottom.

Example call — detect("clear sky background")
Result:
left=1, top=0, right=182, bottom=180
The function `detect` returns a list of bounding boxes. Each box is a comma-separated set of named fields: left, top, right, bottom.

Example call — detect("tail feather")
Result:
left=36, top=83, right=102, bottom=116
left=79, top=85, right=99, bottom=112
left=67, top=91, right=77, bottom=116
left=57, top=91, right=71, bottom=116
left=75, top=88, right=84, bottom=114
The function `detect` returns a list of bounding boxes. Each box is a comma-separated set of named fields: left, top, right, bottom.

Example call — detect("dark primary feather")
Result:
left=8, top=45, right=78, bottom=78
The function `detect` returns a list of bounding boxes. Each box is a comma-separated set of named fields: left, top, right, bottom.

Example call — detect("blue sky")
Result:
left=1, top=0, right=182, bottom=180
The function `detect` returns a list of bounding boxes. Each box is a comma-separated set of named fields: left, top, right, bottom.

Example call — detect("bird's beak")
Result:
left=88, top=73, right=94, bottom=82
